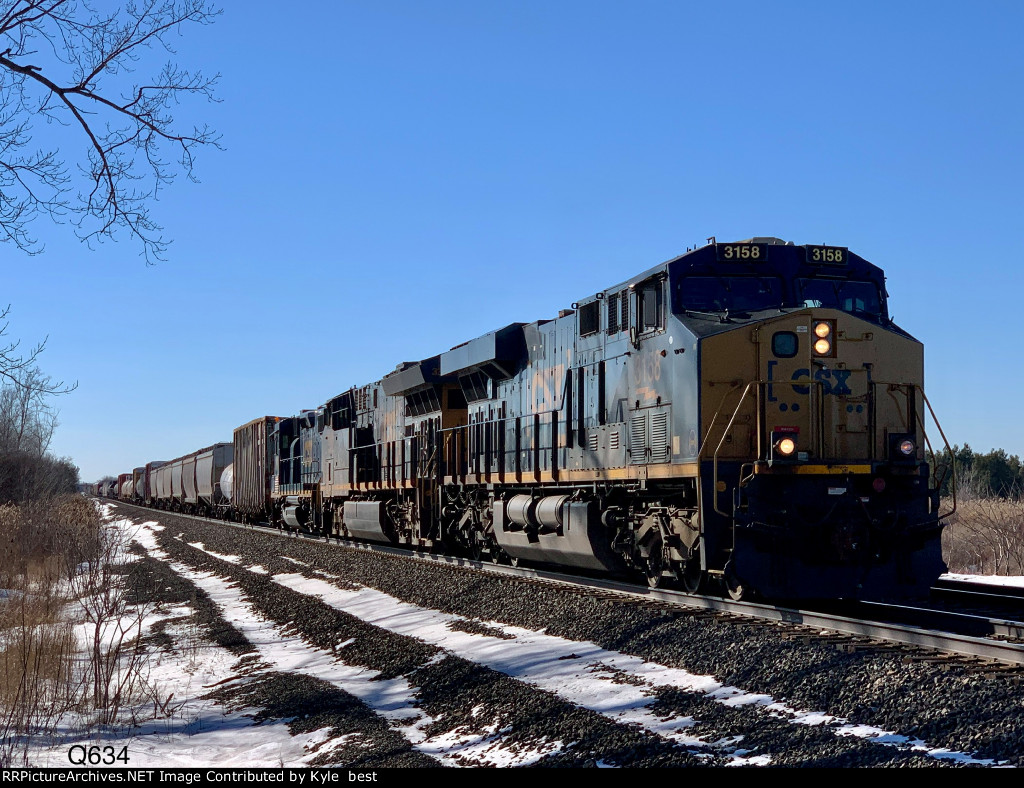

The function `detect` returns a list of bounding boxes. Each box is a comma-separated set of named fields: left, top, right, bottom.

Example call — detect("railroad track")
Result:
left=104, top=499, right=1024, bottom=670
left=932, top=575, right=1024, bottom=608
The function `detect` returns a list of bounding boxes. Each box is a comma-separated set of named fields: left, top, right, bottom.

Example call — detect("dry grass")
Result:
left=0, top=497, right=134, bottom=761
left=939, top=466, right=1024, bottom=576
left=0, top=496, right=103, bottom=585
left=0, top=612, right=77, bottom=719
left=942, top=494, right=1024, bottom=576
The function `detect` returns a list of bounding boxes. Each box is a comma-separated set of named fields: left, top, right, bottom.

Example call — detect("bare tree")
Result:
left=0, top=308, right=79, bottom=503
left=0, top=365, right=60, bottom=454
left=0, top=0, right=221, bottom=261
left=0, top=305, right=74, bottom=393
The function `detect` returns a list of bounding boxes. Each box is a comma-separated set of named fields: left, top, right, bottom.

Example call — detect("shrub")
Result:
left=0, top=496, right=148, bottom=766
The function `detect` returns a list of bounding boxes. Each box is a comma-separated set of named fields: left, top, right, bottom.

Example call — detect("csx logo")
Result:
left=766, top=361, right=853, bottom=398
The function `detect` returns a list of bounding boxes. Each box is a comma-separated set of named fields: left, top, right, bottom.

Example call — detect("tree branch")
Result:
left=0, top=0, right=220, bottom=261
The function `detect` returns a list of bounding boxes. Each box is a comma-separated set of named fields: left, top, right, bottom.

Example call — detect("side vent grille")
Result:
left=607, top=293, right=620, bottom=334
left=588, top=432, right=599, bottom=452
left=650, top=411, right=670, bottom=463
left=630, top=414, right=646, bottom=465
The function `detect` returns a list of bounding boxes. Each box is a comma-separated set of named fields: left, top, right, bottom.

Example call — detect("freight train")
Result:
left=105, top=238, right=954, bottom=601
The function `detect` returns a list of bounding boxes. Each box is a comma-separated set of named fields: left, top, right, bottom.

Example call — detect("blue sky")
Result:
left=7, top=1, right=1024, bottom=481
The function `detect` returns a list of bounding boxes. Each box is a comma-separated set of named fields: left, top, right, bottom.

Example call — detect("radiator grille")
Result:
left=607, top=293, right=620, bottom=334
left=630, top=415, right=646, bottom=464
left=650, top=411, right=670, bottom=463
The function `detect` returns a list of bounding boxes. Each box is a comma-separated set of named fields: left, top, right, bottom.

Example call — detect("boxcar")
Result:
left=233, top=416, right=280, bottom=523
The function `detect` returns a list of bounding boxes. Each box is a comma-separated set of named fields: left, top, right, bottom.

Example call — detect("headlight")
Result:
left=889, top=433, right=917, bottom=462
left=812, top=320, right=836, bottom=357
left=770, top=431, right=799, bottom=463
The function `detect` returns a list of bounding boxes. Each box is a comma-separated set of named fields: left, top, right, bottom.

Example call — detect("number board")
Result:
left=716, top=243, right=766, bottom=262
left=805, top=245, right=848, bottom=265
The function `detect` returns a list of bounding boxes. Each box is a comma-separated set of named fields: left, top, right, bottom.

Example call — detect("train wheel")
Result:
left=723, top=562, right=748, bottom=601
left=468, top=533, right=485, bottom=562
left=677, top=556, right=705, bottom=594
left=644, top=537, right=666, bottom=589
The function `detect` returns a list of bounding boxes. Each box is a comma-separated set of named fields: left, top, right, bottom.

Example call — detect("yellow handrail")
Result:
left=711, top=381, right=757, bottom=517
left=914, top=384, right=957, bottom=521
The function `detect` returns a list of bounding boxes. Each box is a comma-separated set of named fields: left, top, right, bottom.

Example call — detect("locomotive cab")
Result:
left=686, top=240, right=950, bottom=600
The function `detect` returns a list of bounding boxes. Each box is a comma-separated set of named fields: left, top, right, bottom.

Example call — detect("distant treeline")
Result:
left=0, top=372, right=79, bottom=504
left=933, top=445, right=1024, bottom=499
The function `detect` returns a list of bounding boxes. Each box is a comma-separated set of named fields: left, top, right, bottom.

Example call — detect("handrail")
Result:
left=914, top=384, right=957, bottom=521
left=711, top=381, right=757, bottom=517
left=707, top=376, right=952, bottom=515
left=439, top=411, right=561, bottom=481
left=700, top=381, right=744, bottom=450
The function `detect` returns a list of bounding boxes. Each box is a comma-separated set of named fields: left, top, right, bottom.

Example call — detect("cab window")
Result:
left=579, top=301, right=599, bottom=336
left=674, top=276, right=784, bottom=313
left=638, top=280, right=663, bottom=331
left=772, top=331, right=798, bottom=358
left=798, top=279, right=882, bottom=317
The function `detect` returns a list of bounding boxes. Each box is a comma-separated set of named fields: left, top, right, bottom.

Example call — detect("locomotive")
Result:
left=112, top=238, right=953, bottom=601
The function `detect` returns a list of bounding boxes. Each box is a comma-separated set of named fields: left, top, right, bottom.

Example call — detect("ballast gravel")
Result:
left=117, top=506, right=1024, bottom=768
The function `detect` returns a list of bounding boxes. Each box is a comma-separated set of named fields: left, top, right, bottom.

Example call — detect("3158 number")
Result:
left=807, top=246, right=847, bottom=264
left=719, top=244, right=762, bottom=260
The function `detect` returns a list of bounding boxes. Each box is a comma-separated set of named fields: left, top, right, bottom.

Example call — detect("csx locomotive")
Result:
left=111, top=238, right=953, bottom=601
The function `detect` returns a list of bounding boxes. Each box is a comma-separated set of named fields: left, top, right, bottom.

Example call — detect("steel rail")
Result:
left=104, top=499, right=1024, bottom=667
left=841, top=598, right=1024, bottom=642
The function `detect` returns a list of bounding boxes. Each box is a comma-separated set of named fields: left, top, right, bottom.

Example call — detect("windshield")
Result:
left=797, top=279, right=882, bottom=317
left=675, top=276, right=785, bottom=313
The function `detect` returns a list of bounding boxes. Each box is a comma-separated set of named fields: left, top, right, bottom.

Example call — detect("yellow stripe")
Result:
left=644, top=463, right=700, bottom=479
left=442, top=462, right=700, bottom=486
left=754, top=464, right=872, bottom=475
left=331, top=461, right=702, bottom=495
left=539, top=464, right=700, bottom=482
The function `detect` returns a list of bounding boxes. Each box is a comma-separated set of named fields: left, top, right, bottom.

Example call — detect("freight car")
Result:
left=111, top=238, right=954, bottom=601
left=117, top=472, right=133, bottom=502
left=186, top=443, right=233, bottom=516
left=143, top=460, right=166, bottom=506
left=147, top=445, right=232, bottom=515
left=131, top=466, right=146, bottom=504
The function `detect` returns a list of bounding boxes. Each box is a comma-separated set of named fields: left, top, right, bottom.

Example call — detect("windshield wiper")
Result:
left=683, top=308, right=730, bottom=323
left=846, top=304, right=881, bottom=320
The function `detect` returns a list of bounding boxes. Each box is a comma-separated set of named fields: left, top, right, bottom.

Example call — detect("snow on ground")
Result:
left=23, top=511, right=1008, bottom=768
left=141, top=522, right=562, bottom=766
left=267, top=569, right=999, bottom=766
left=171, top=562, right=562, bottom=767
left=32, top=604, right=339, bottom=768
left=26, top=512, right=338, bottom=767
left=179, top=532, right=999, bottom=766
left=944, top=572, right=1024, bottom=589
